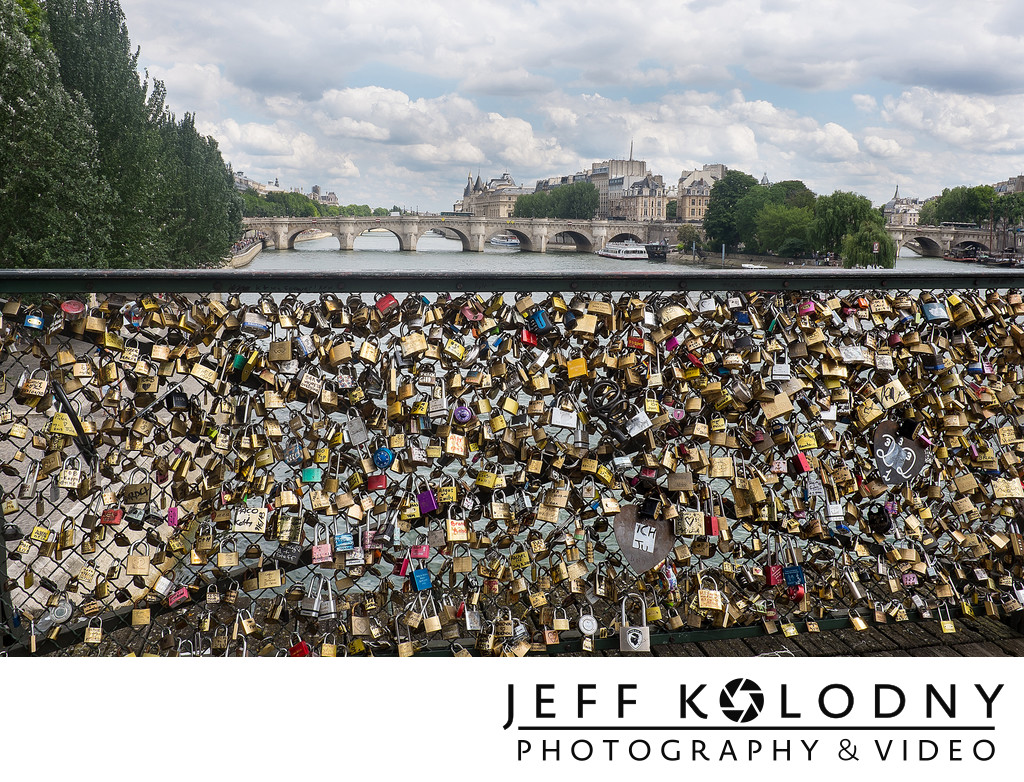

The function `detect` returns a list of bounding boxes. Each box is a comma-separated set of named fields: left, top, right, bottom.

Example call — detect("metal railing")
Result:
left=2, top=269, right=1023, bottom=657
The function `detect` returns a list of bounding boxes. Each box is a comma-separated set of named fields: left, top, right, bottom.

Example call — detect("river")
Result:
left=245, top=232, right=971, bottom=274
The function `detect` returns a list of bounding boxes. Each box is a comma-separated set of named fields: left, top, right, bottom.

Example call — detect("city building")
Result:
left=457, top=172, right=531, bottom=218
left=883, top=187, right=922, bottom=227
left=609, top=174, right=667, bottom=221
left=589, top=157, right=650, bottom=218
left=677, top=164, right=727, bottom=223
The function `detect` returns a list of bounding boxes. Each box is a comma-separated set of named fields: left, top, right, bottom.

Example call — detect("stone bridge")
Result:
left=885, top=223, right=1004, bottom=257
left=243, top=215, right=674, bottom=253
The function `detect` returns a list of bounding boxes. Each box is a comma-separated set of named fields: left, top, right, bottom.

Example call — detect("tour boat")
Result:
left=489, top=233, right=520, bottom=247
left=597, top=241, right=648, bottom=260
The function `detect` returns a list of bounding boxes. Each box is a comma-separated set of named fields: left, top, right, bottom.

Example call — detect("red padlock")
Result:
left=288, top=635, right=311, bottom=657
left=374, top=293, right=399, bottom=315
left=367, top=473, right=387, bottom=491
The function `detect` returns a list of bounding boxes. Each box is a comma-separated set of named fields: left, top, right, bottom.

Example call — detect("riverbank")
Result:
left=666, top=250, right=839, bottom=269
left=227, top=229, right=333, bottom=268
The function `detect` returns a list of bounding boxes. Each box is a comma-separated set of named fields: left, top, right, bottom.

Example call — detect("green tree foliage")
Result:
left=735, top=181, right=816, bottom=250
left=157, top=113, right=242, bottom=267
left=918, top=199, right=939, bottom=226
left=841, top=222, right=896, bottom=268
left=35, top=0, right=240, bottom=268
left=513, top=182, right=598, bottom=219
left=676, top=223, right=703, bottom=250
left=513, top=190, right=549, bottom=218
left=754, top=204, right=813, bottom=257
left=0, top=0, right=113, bottom=267
left=928, top=185, right=997, bottom=226
left=811, top=190, right=880, bottom=254
left=666, top=199, right=677, bottom=221
left=702, top=170, right=757, bottom=250
left=733, top=185, right=773, bottom=250
left=993, top=192, right=1024, bottom=251
left=15, top=0, right=47, bottom=51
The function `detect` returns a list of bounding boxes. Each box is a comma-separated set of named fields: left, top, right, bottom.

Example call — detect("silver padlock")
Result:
left=318, top=577, right=337, bottom=621
left=624, top=406, right=653, bottom=438
left=299, top=574, right=324, bottom=618
left=619, top=593, right=651, bottom=652
left=843, top=567, right=865, bottom=602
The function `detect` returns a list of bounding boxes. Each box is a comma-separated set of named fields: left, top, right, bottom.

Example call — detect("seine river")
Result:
left=246, top=232, right=970, bottom=274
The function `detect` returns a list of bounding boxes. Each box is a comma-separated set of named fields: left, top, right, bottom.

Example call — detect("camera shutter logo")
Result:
left=720, top=678, right=764, bottom=723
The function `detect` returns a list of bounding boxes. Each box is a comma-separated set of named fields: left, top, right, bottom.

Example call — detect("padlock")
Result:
left=618, top=593, right=651, bottom=652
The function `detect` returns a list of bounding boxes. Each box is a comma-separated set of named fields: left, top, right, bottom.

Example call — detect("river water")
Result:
left=246, top=232, right=970, bottom=275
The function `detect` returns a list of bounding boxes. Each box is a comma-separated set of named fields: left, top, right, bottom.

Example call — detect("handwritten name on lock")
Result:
left=120, top=482, right=152, bottom=505
left=613, top=504, right=674, bottom=573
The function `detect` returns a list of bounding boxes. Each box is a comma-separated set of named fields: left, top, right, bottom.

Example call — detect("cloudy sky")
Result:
left=122, top=0, right=1024, bottom=211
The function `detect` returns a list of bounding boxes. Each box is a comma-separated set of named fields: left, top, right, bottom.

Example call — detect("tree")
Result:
left=549, top=182, right=599, bottom=219
left=703, top=170, right=757, bottom=250
left=45, top=0, right=240, bottom=268
left=811, top=190, right=880, bottom=254
left=676, top=224, right=703, bottom=251
left=156, top=112, right=242, bottom=267
left=771, top=180, right=816, bottom=210
left=755, top=204, right=813, bottom=256
left=732, top=180, right=816, bottom=252
left=47, top=0, right=167, bottom=267
left=0, top=0, right=113, bottom=268
left=993, top=192, right=1024, bottom=252
left=666, top=199, right=677, bottom=221
left=733, top=185, right=773, bottom=250
left=513, top=182, right=597, bottom=219
left=841, top=221, right=896, bottom=268
left=930, top=185, right=996, bottom=226
left=918, top=199, right=939, bottom=226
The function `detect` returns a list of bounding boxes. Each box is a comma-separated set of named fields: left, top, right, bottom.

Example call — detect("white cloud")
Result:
left=116, top=0, right=1024, bottom=208
left=863, top=135, right=903, bottom=158
left=881, top=87, right=1022, bottom=152
left=852, top=94, right=878, bottom=113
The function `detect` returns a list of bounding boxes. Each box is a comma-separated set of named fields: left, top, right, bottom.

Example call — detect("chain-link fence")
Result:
left=1, top=270, right=1023, bottom=657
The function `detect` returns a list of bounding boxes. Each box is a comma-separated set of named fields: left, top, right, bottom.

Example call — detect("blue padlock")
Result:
left=372, top=446, right=395, bottom=470
left=334, top=531, right=354, bottom=552
left=23, top=310, right=44, bottom=330
left=528, top=308, right=555, bottom=334
left=411, top=566, right=432, bottom=591
left=453, top=405, right=474, bottom=425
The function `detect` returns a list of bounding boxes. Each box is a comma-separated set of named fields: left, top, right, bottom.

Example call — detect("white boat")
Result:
left=489, top=233, right=520, bottom=247
left=597, top=241, right=648, bottom=260
left=741, top=263, right=768, bottom=269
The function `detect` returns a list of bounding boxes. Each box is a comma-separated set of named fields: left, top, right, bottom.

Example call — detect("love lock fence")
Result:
left=1, top=269, right=1023, bottom=657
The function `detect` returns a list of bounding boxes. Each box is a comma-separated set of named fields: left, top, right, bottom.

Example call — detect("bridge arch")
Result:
left=608, top=231, right=645, bottom=245
left=352, top=226, right=414, bottom=251
left=552, top=230, right=595, bottom=253
left=952, top=239, right=989, bottom=253
left=900, top=235, right=944, bottom=258
left=484, top=227, right=532, bottom=252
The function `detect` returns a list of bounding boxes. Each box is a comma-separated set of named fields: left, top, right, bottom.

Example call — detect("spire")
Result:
left=629, top=140, right=633, bottom=161
left=892, top=184, right=899, bottom=200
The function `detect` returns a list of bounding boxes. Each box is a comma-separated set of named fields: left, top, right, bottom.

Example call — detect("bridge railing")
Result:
left=1, top=269, right=1023, bottom=657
